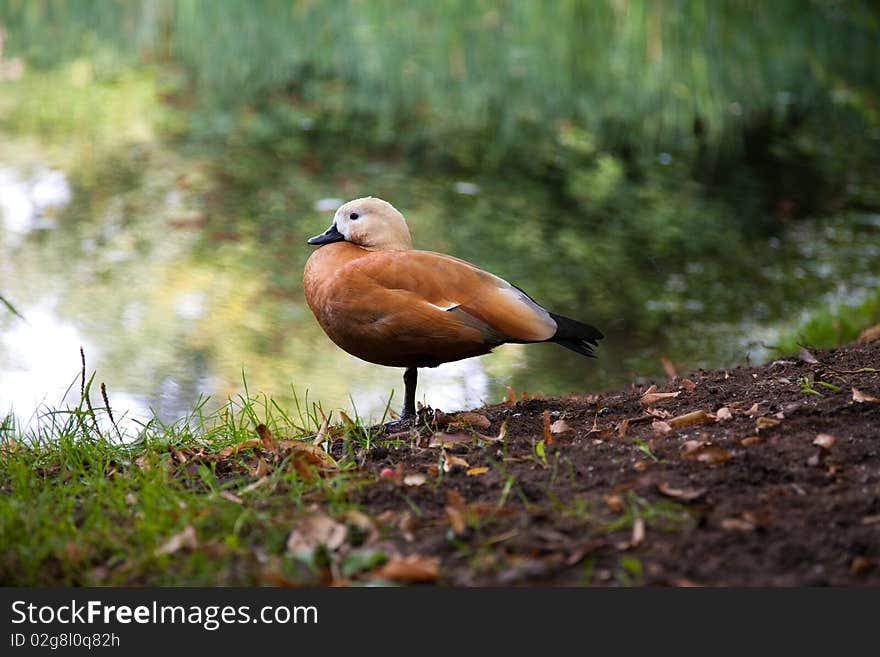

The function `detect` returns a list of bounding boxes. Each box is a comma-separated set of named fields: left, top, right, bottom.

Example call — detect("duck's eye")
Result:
left=349, top=212, right=359, bottom=220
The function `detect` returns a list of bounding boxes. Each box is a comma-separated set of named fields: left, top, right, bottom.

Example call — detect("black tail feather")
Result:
left=549, top=312, right=604, bottom=358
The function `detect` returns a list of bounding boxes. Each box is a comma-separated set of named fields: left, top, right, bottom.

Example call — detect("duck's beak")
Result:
left=307, top=223, right=344, bottom=245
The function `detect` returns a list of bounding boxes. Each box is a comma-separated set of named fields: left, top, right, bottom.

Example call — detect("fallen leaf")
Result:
left=616, top=418, right=630, bottom=438
left=642, top=384, right=657, bottom=395
left=640, top=390, right=681, bottom=406
left=169, top=445, right=188, bottom=464
left=219, top=490, right=244, bottom=504
left=715, top=407, right=733, bottom=421
left=442, top=453, right=470, bottom=472
left=755, top=416, right=781, bottom=431
left=398, top=512, right=419, bottom=542
left=631, top=517, right=646, bottom=547
left=504, top=386, right=517, bottom=405
left=850, top=556, right=874, bottom=575
left=428, top=432, right=472, bottom=448
left=858, top=324, right=880, bottom=344
left=680, top=440, right=705, bottom=456
left=367, top=555, right=440, bottom=583
left=286, top=515, right=346, bottom=554
left=403, top=473, right=427, bottom=486
left=445, top=506, right=466, bottom=534
left=646, top=408, right=672, bottom=418
left=740, top=436, right=761, bottom=446
left=745, top=403, right=760, bottom=416
left=721, top=517, right=755, bottom=532
left=633, top=460, right=650, bottom=472
left=861, top=515, right=880, bottom=526
left=652, top=420, right=672, bottom=435
left=218, top=438, right=261, bottom=458
left=550, top=419, right=572, bottom=435
left=155, top=524, right=198, bottom=556
left=852, top=387, right=880, bottom=403
left=542, top=410, right=553, bottom=445
left=249, top=456, right=269, bottom=478
left=681, top=442, right=732, bottom=465
left=256, top=423, right=275, bottom=451
left=313, top=412, right=330, bottom=446
left=668, top=409, right=715, bottom=428
left=680, top=378, right=697, bottom=393
left=658, top=482, right=707, bottom=501
left=660, top=356, right=678, bottom=379
left=813, top=433, right=836, bottom=449
left=799, top=347, right=819, bottom=363
left=604, top=494, right=624, bottom=512
left=448, top=412, right=491, bottom=429
left=241, top=476, right=270, bottom=494
left=466, top=466, right=490, bottom=476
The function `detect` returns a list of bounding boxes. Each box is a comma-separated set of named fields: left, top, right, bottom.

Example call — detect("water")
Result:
left=2, top=147, right=878, bottom=433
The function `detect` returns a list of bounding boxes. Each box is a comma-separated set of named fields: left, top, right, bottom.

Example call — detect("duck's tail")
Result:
left=548, top=312, right=604, bottom=358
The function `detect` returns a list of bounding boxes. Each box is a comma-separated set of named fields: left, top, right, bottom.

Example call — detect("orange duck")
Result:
left=303, top=197, right=603, bottom=419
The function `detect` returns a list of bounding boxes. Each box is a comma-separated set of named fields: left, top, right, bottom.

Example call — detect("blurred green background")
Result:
left=1, top=0, right=879, bottom=428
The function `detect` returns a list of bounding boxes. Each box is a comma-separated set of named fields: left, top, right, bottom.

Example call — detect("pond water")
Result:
left=2, top=146, right=879, bottom=434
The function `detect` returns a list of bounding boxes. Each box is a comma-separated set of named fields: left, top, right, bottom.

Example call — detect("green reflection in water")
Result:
left=2, top=64, right=879, bottom=427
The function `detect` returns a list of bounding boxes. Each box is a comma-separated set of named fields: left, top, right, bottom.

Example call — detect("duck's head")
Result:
left=307, top=197, right=413, bottom=251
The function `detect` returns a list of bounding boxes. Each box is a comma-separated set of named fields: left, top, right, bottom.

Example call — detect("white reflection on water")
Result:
left=0, top=165, right=70, bottom=242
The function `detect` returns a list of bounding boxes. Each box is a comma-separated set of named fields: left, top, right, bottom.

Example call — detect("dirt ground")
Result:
left=350, top=338, right=880, bottom=586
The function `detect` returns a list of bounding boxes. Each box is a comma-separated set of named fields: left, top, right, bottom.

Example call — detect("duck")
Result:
left=302, top=197, right=603, bottom=419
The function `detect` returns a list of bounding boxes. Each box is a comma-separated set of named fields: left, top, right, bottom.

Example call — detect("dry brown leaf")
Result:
left=680, top=378, right=697, bottom=393
left=668, top=409, right=715, bottom=428
left=616, top=418, right=630, bottom=438
left=134, top=455, right=152, bottom=471
left=652, top=420, right=672, bottom=435
left=219, top=490, right=244, bottom=504
left=852, top=387, right=880, bottom=403
left=542, top=410, right=553, bottom=445
left=640, top=391, right=681, bottom=406
left=715, top=407, right=733, bottom=421
left=813, top=433, right=836, bottom=449
left=550, top=419, right=572, bottom=435
left=403, top=473, right=427, bottom=486
left=428, top=431, right=472, bottom=448
left=657, top=481, right=707, bottom=501
left=504, top=386, right=517, bottom=405
left=442, top=453, right=470, bottom=472
left=256, top=423, right=275, bottom=451
left=368, top=555, right=440, bottom=582
left=169, top=445, right=188, bottom=464
left=721, top=517, right=755, bottom=532
left=858, top=324, right=880, bottom=344
left=646, top=408, right=672, bottom=418
left=155, top=524, right=198, bottom=556
left=642, top=384, right=658, bottom=395
left=286, top=515, right=346, bottom=554
left=755, top=416, right=781, bottom=431
left=398, top=511, right=418, bottom=542
left=850, top=556, right=874, bottom=575
left=860, top=515, right=880, bottom=526
left=466, top=466, right=490, bottom=476
left=681, top=442, right=732, bottom=465
left=604, top=494, right=624, bottom=512
left=745, top=403, right=761, bottom=416
left=449, top=412, right=491, bottom=429
left=660, top=356, right=678, bottom=379
left=241, top=476, right=270, bottom=494
left=445, top=506, right=466, bottom=535
left=218, top=438, right=262, bottom=458
left=630, top=517, right=645, bottom=547
left=633, top=460, right=650, bottom=472
left=249, top=456, right=270, bottom=478
left=740, top=436, right=761, bottom=446
left=799, top=347, right=819, bottom=364
left=313, top=412, right=330, bottom=446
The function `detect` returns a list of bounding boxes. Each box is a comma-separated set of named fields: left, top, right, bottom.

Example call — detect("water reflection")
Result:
left=2, top=152, right=879, bottom=432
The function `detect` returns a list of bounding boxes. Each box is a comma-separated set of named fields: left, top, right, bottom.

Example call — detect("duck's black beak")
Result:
left=307, top=223, right=344, bottom=245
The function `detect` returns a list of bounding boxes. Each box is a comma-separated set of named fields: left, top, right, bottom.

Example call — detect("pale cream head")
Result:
left=333, top=197, right=413, bottom=251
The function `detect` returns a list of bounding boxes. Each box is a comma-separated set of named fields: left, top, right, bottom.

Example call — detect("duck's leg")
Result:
left=402, top=367, right=418, bottom=419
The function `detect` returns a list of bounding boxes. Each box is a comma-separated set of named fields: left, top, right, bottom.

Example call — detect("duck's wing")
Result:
left=352, top=250, right=558, bottom=344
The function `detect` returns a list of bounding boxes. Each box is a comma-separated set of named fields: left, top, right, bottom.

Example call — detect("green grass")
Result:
left=0, top=377, right=375, bottom=585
